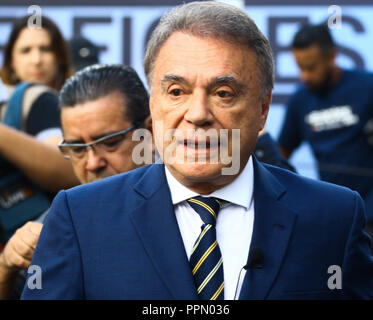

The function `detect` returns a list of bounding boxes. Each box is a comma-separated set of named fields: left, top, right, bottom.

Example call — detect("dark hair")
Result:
left=68, top=36, right=99, bottom=72
left=291, top=24, right=335, bottom=54
left=0, top=15, right=72, bottom=90
left=59, top=64, right=150, bottom=126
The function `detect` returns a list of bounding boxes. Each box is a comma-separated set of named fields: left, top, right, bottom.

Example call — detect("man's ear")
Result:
left=260, top=90, right=272, bottom=130
left=143, top=114, right=152, bottom=132
left=143, top=115, right=155, bottom=158
left=328, top=48, right=337, bottom=67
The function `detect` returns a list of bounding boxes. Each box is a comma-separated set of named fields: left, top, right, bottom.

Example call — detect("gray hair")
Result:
left=144, top=1, right=274, bottom=97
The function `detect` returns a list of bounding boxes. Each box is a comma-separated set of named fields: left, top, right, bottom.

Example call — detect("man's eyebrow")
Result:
left=161, top=74, right=188, bottom=90
left=160, top=74, right=247, bottom=94
left=207, top=75, right=247, bottom=94
left=91, top=131, right=121, bottom=141
left=63, top=131, right=120, bottom=144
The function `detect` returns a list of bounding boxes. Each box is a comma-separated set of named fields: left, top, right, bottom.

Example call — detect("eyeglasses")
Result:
left=58, top=125, right=137, bottom=160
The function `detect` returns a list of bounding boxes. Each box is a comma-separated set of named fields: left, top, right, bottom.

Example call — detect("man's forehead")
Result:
left=61, top=96, right=130, bottom=141
left=61, top=92, right=128, bottom=120
left=292, top=44, right=325, bottom=60
left=152, top=33, right=258, bottom=84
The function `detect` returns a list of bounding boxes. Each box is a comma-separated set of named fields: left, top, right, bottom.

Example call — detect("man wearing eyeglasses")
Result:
left=0, top=64, right=152, bottom=299
left=57, top=65, right=152, bottom=184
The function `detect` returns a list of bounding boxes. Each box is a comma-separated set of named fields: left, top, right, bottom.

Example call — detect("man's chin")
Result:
left=305, top=82, right=320, bottom=92
left=167, top=162, right=226, bottom=181
left=85, top=173, right=113, bottom=183
left=165, top=161, right=239, bottom=194
left=305, top=75, right=333, bottom=93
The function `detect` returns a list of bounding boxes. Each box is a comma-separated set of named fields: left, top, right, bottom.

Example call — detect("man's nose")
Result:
left=184, top=91, right=213, bottom=126
left=85, top=147, right=107, bottom=171
left=300, top=70, right=311, bottom=83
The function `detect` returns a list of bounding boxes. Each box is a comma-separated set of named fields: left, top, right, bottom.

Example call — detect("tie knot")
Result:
left=187, top=196, right=222, bottom=225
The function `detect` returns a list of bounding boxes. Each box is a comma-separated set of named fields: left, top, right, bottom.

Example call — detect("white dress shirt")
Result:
left=165, top=157, right=255, bottom=300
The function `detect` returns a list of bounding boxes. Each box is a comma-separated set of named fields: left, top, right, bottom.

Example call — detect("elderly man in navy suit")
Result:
left=22, top=1, right=373, bottom=300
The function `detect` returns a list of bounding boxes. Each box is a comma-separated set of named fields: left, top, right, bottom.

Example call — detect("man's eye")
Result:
left=71, top=146, right=85, bottom=154
left=102, top=140, right=120, bottom=147
left=302, top=66, right=315, bottom=72
left=169, top=88, right=182, bottom=96
left=101, top=136, right=123, bottom=148
left=216, top=90, right=233, bottom=98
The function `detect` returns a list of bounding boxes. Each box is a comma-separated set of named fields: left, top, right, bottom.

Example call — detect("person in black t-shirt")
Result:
left=278, top=24, right=373, bottom=243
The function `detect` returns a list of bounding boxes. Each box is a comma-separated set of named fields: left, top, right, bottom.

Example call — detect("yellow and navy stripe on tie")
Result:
left=188, top=198, right=217, bottom=220
left=188, top=196, right=225, bottom=300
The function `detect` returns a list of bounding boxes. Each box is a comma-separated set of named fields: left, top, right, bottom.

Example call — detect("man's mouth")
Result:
left=182, top=139, right=219, bottom=150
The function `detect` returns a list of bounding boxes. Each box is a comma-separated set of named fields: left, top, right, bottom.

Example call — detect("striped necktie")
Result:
left=187, top=196, right=224, bottom=300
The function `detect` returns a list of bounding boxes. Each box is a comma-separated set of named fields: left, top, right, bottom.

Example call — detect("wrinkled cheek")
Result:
left=73, top=165, right=86, bottom=184
left=152, top=122, right=166, bottom=155
left=152, top=112, right=183, bottom=154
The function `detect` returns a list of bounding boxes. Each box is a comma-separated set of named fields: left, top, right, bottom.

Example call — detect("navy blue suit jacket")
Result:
left=21, top=158, right=373, bottom=299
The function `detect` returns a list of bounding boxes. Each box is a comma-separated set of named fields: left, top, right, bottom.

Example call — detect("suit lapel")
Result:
left=128, top=160, right=297, bottom=300
left=129, top=164, right=198, bottom=299
left=239, top=158, right=297, bottom=300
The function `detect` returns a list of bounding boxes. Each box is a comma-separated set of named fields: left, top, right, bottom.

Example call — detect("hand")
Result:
left=0, top=222, right=42, bottom=271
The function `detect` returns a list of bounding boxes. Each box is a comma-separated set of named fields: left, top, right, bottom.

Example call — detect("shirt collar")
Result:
left=165, top=156, right=254, bottom=210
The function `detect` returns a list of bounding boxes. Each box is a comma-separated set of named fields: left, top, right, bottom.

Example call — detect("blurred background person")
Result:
left=68, top=36, right=99, bottom=73
left=0, top=16, right=79, bottom=245
left=1, top=15, right=70, bottom=93
left=278, top=24, right=373, bottom=241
